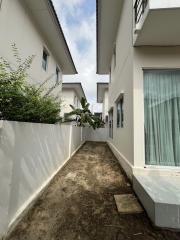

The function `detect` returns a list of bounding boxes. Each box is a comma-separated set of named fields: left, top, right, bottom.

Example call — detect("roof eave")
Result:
left=96, top=0, right=123, bottom=74
left=48, top=0, right=77, bottom=74
left=62, top=82, right=86, bottom=100
left=23, top=0, right=77, bottom=75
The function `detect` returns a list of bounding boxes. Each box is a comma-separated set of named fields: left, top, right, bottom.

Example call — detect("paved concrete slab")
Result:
left=114, top=194, right=143, bottom=214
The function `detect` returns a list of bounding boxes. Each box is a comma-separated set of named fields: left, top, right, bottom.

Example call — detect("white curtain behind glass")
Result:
left=144, top=70, right=180, bottom=166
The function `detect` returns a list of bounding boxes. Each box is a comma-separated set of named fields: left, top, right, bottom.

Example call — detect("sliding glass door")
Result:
left=144, top=70, right=180, bottom=166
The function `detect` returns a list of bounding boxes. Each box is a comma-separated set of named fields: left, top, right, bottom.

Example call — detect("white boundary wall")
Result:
left=0, top=121, right=84, bottom=238
left=84, top=127, right=108, bottom=142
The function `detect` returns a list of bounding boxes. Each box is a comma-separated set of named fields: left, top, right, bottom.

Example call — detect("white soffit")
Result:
left=23, top=0, right=77, bottom=74
left=97, top=0, right=124, bottom=74
left=135, top=7, right=180, bottom=46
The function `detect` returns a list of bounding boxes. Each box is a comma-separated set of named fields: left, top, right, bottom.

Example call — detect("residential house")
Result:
left=0, top=0, right=77, bottom=97
left=97, top=0, right=180, bottom=229
left=97, top=82, right=109, bottom=123
left=61, top=82, right=86, bottom=119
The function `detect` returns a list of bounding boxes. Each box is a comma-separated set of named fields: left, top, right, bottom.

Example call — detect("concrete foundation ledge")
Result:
left=133, top=174, right=180, bottom=230
left=107, top=141, right=133, bottom=180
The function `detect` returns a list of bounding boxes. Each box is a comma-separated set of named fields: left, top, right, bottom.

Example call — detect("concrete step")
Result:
left=133, top=174, right=180, bottom=229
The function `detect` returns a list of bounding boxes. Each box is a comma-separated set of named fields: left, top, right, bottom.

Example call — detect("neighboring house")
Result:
left=61, top=83, right=86, bottom=118
left=97, top=0, right=180, bottom=229
left=0, top=0, right=77, bottom=97
left=97, top=82, right=109, bottom=123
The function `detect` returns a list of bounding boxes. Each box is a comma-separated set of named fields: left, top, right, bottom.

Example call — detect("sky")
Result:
left=52, top=0, right=108, bottom=112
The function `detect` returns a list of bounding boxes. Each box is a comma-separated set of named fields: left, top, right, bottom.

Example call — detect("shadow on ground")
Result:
left=7, top=142, right=180, bottom=240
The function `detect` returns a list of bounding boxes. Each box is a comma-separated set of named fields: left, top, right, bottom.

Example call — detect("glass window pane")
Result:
left=56, top=67, right=59, bottom=83
left=144, top=70, right=180, bottom=166
left=42, top=50, right=48, bottom=71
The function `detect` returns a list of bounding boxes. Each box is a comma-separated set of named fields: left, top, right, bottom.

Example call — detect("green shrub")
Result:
left=0, top=45, right=61, bottom=124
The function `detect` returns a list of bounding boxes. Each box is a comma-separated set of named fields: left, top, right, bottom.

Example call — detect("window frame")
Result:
left=105, top=115, right=108, bottom=124
left=56, top=66, right=60, bottom=84
left=0, top=0, right=3, bottom=9
left=108, top=108, right=114, bottom=138
left=109, top=67, right=112, bottom=83
left=143, top=69, right=180, bottom=167
left=42, top=48, right=49, bottom=71
left=113, top=44, right=116, bottom=69
left=116, top=93, right=124, bottom=128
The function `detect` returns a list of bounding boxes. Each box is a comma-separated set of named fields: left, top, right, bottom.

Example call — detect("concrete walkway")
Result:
left=7, top=142, right=180, bottom=240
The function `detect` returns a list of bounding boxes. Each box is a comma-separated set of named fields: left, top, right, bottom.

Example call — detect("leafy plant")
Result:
left=0, top=44, right=62, bottom=124
left=66, top=97, right=105, bottom=129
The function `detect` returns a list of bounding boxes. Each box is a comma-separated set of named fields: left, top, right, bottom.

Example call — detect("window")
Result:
left=42, top=48, right=48, bottom=71
left=94, top=112, right=102, bottom=120
left=109, top=67, right=111, bottom=83
left=113, top=45, right=116, bottom=69
left=0, top=0, right=3, bottom=9
left=64, top=113, right=69, bottom=121
left=109, top=108, right=113, bottom=138
left=144, top=70, right=180, bottom=166
left=116, top=94, right=124, bottom=128
left=56, top=67, right=60, bottom=84
left=105, top=115, right=108, bottom=123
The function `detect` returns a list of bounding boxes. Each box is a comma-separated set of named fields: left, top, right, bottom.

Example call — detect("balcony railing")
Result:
left=134, top=0, right=148, bottom=24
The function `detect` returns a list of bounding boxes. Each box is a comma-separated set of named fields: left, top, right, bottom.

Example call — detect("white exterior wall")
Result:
left=133, top=47, right=180, bottom=177
left=71, top=125, right=84, bottom=153
left=108, top=0, right=134, bottom=179
left=102, top=90, right=109, bottom=121
left=0, top=121, right=84, bottom=238
left=107, top=0, right=180, bottom=179
left=0, top=0, right=62, bottom=91
left=61, top=89, right=81, bottom=117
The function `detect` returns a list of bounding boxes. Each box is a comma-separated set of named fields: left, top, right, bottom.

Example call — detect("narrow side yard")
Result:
left=7, top=142, right=180, bottom=240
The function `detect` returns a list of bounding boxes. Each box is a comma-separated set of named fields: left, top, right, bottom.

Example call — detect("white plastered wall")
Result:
left=61, top=89, right=75, bottom=117
left=108, top=0, right=180, bottom=179
left=0, top=121, right=84, bottom=238
left=108, top=0, right=134, bottom=179
left=84, top=127, right=108, bottom=142
left=61, top=89, right=81, bottom=117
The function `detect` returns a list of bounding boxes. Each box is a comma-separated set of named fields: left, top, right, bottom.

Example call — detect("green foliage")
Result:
left=0, top=44, right=61, bottom=124
left=66, top=97, right=105, bottom=129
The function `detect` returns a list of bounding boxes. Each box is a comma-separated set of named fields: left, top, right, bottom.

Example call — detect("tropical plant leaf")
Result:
left=66, top=97, right=105, bottom=129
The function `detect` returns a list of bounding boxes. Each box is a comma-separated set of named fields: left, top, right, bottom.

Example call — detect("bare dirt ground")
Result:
left=7, top=142, right=180, bottom=240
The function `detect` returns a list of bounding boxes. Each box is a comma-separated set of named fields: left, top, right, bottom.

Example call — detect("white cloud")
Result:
left=52, top=0, right=108, bottom=112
